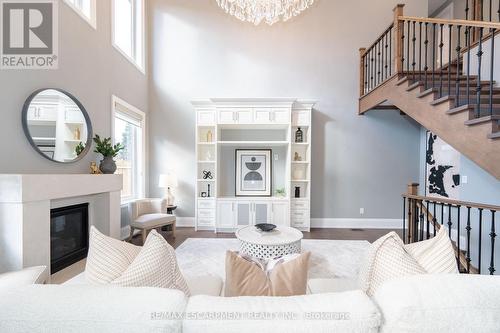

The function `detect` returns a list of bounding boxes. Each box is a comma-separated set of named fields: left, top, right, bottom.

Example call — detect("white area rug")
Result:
left=175, top=238, right=370, bottom=280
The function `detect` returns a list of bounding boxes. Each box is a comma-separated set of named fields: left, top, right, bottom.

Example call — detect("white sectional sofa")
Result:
left=1, top=274, right=499, bottom=333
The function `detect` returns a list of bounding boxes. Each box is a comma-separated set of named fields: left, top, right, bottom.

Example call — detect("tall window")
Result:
left=112, top=0, right=145, bottom=72
left=113, top=96, right=146, bottom=202
left=64, top=0, right=97, bottom=29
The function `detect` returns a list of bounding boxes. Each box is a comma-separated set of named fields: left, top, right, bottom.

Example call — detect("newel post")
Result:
left=393, top=4, right=405, bottom=74
left=359, top=48, right=366, bottom=96
left=407, top=182, right=419, bottom=243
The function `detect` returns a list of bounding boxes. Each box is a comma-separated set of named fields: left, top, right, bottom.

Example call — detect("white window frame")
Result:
left=111, top=95, right=147, bottom=204
left=111, top=0, right=146, bottom=74
left=63, top=0, right=97, bottom=29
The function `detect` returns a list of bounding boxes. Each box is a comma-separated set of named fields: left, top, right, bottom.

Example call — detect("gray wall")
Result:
left=148, top=0, right=426, bottom=221
left=0, top=0, right=148, bottom=174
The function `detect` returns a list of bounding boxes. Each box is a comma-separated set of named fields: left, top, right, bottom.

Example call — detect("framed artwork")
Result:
left=425, top=131, right=461, bottom=199
left=235, top=149, right=272, bottom=197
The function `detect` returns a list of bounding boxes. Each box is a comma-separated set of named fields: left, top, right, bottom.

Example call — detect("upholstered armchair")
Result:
left=128, top=198, right=176, bottom=244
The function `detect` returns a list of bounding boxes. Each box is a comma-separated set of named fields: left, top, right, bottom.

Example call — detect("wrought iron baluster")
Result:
left=433, top=202, right=437, bottom=236
left=407, top=21, right=411, bottom=74
left=401, top=23, right=406, bottom=73
left=465, top=0, right=470, bottom=20
left=489, top=28, right=495, bottom=116
left=364, top=55, right=368, bottom=94
left=389, top=28, right=392, bottom=76
left=466, top=26, right=471, bottom=105
left=448, top=204, right=453, bottom=238
left=377, top=41, right=381, bottom=86
left=476, top=27, right=484, bottom=118
left=457, top=205, right=461, bottom=265
left=432, top=24, right=436, bottom=89
left=370, top=49, right=374, bottom=90
left=489, top=0, right=492, bottom=21
left=412, top=21, right=416, bottom=80
left=420, top=201, right=425, bottom=241
left=385, top=33, right=389, bottom=80
left=424, top=23, right=429, bottom=90
left=402, top=197, right=406, bottom=244
left=408, top=198, right=413, bottom=244
left=419, top=22, right=422, bottom=82
left=489, top=211, right=496, bottom=275
left=426, top=200, right=430, bottom=239
left=455, top=25, right=462, bottom=107
left=479, top=208, right=483, bottom=274
left=441, top=202, right=445, bottom=225
left=439, top=24, right=444, bottom=97
left=466, top=206, right=472, bottom=273
left=448, top=25, right=453, bottom=97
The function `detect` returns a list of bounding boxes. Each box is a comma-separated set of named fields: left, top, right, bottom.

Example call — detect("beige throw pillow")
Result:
left=225, top=251, right=310, bottom=297
left=358, top=232, right=426, bottom=296
left=405, top=226, right=459, bottom=274
left=85, top=226, right=142, bottom=284
left=112, top=230, right=190, bottom=295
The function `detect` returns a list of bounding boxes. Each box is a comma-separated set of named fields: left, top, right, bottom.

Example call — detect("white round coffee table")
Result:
left=235, top=225, right=303, bottom=259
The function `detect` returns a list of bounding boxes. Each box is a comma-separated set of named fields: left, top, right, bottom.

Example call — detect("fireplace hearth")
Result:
left=50, top=203, right=89, bottom=273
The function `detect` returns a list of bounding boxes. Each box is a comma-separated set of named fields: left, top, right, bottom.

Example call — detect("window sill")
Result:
left=112, top=43, right=146, bottom=75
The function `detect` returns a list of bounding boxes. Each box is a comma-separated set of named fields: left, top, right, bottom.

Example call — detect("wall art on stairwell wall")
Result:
left=425, top=131, right=461, bottom=199
left=235, top=149, right=272, bottom=197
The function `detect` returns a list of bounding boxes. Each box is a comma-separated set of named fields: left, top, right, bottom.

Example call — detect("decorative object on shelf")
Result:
left=159, top=172, right=179, bottom=206
left=74, top=127, right=81, bottom=140
left=295, top=127, right=304, bottom=143
left=205, top=149, right=213, bottom=161
left=294, top=186, right=301, bottom=198
left=215, top=0, right=315, bottom=26
left=293, top=168, right=304, bottom=180
left=201, top=192, right=207, bottom=198
left=207, top=184, right=211, bottom=197
left=206, top=130, right=213, bottom=143
left=93, top=135, right=124, bottom=174
left=235, top=149, right=272, bottom=197
left=202, top=170, right=213, bottom=180
left=255, top=223, right=277, bottom=232
left=90, top=162, right=101, bottom=175
left=22, top=88, right=93, bottom=163
left=75, top=142, right=85, bottom=156
left=275, top=188, right=286, bottom=197
left=294, top=152, right=302, bottom=161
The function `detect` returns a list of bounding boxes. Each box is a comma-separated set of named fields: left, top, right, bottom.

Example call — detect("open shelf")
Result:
left=218, top=140, right=289, bottom=147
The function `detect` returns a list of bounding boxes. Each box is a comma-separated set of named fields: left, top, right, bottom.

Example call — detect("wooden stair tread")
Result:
left=464, top=115, right=500, bottom=126
left=488, top=132, right=500, bottom=139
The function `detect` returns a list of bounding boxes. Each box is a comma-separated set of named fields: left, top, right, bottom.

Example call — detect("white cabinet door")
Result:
left=235, top=109, right=253, bottom=124
left=292, top=110, right=310, bottom=126
left=197, top=110, right=215, bottom=125
left=217, top=201, right=236, bottom=228
left=254, top=108, right=272, bottom=124
left=273, top=109, right=290, bottom=124
left=218, top=110, right=236, bottom=124
left=38, top=105, right=58, bottom=121
left=253, top=202, right=271, bottom=224
left=271, top=202, right=289, bottom=226
left=236, top=202, right=252, bottom=227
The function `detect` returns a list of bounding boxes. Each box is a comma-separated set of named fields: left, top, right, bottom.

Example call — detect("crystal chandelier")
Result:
left=215, top=0, right=315, bottom=26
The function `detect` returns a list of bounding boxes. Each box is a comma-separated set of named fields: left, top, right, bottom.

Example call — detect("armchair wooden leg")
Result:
left=141, top=229, right=147, bottom=245
left=128, top=226, right=134, bottom=242
left=172, top=220, right=176, bottom=239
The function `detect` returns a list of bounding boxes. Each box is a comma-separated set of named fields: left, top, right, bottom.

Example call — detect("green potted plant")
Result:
left=75, top=142, right=85, bottom=156
left=275, top=188, right=286, bottom=197
left=93, top=134, right=124, bottom=174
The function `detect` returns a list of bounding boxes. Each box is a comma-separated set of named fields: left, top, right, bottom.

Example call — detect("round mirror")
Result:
left=22, top=89, right=93, bottom=163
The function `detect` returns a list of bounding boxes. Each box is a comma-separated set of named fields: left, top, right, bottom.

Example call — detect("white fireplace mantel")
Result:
left=0, top=174, right=122, bottom=278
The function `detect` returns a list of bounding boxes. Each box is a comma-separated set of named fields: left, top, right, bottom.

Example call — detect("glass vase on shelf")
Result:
left=295, top=127, right=303, bottom=143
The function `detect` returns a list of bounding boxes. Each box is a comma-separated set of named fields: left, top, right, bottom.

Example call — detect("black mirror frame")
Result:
left=21, top=88, right=93, bottom=164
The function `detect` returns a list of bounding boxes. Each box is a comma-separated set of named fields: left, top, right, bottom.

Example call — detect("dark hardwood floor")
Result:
left=131, top=227, right=399, bottom=249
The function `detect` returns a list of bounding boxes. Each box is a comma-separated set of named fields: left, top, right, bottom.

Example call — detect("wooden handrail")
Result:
left=403, top=193, right=500, bottom=212
left=398, top=16, right=500, bottom=30
left=360, top=23, right=394, bottom=57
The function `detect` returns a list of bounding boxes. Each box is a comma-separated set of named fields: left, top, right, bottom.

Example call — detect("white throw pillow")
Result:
left=85, top=226, right=142, bottom=284
left=405, top=226, right=459, bottom=274
left=358, top=232, right=426, bottom=296
left=112, top=230, right=190, bottom=295
left=0, top=266, right=47, bottom=293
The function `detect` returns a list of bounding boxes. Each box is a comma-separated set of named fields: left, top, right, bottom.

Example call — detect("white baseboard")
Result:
left=311, top=218, right=402, bottom=229
left=165, top=217, right=402, bottom=229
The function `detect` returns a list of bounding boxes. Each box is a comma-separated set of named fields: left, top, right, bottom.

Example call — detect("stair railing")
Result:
left=403, top=183, right=499, bottom=275
left=360, top=4, right=500, bottom=119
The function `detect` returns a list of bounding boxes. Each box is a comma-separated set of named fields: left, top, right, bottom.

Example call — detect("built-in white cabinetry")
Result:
left=193, top=99, right=315, bottom=233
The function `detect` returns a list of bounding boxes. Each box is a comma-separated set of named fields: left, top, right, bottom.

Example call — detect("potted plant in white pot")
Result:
left=93, top=134, right=124, bottom=174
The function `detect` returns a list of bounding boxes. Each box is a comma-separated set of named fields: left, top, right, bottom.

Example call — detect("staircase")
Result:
left=359, top=4, right=500, bottom=179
